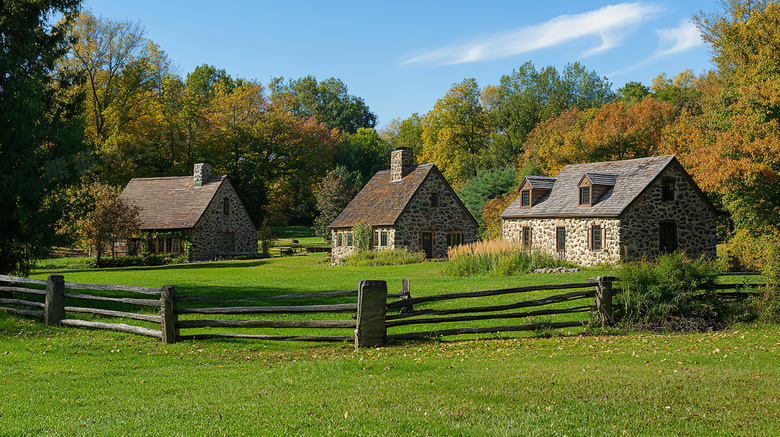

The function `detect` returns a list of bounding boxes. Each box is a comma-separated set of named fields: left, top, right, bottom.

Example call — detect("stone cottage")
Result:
left=118, top=163, right=257, bottom=261
left=328, top=148, right=478, bottom=261
left=501, top=155, right=718, bottom=267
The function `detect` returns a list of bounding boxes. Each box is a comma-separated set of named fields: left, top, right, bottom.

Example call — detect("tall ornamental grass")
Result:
left=445, top=239, right=577, bottom=277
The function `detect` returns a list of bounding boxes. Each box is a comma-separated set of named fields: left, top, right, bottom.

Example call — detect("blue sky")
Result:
left=81, top=0, right=719, bottom=129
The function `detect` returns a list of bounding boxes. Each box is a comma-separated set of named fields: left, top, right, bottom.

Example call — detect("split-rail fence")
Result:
left=0, top=273, right=763, bottom=348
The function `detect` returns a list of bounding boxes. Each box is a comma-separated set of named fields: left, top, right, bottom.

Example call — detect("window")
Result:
left=172, top=237, right=181, bottom=253
left=374, top=230, right=379, bottom=247
left=337, top=232, right=342, bottom=247
left=223, top=198, right=230, bottom=215
left=522, top=226, right=532, bottom=249
left=219, top=232, right=235, bottom=252
left=659, top=221, right=677, bottom=253
left=381, top=230, right=388, bottom=247
left=579, top=186, right=591, bottom=206
left=347, top=231, right=353, bottom=247
left=662, top=178, right=675, bottom=201
left=590, top=225, right=602, bottom=251
left=556, top=227, right=566, bottom=253
left=521, top=190, right=530, bottom=207
left=430, top=192, right=440, bottom=207
left=448, top=232, right=462, bottom=247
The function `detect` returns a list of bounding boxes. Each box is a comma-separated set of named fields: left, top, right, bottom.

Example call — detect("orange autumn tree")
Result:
left=660, top=0, right=780, bottom=269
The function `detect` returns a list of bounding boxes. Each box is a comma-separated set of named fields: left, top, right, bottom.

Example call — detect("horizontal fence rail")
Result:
left=0, top=272, right=768, bottom=347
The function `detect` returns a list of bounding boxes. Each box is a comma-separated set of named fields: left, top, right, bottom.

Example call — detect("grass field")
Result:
left=2, top=252, right=778, bottom=435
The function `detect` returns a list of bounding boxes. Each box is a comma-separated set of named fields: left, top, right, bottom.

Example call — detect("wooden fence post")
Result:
left=399, top=278, right=413, bottom=314
left=45, top=275, right=66, bottom=327
left=594, top=276, right=616, bottom=326
left=160, top=285, right=177, bottom=344
left=355, top=280, right=387, bottom=349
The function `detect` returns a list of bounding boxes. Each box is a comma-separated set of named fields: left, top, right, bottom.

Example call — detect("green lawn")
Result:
left=1, top=254, right=777, bottom=435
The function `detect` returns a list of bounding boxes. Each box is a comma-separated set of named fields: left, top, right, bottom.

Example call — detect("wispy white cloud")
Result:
left=655, top=20, right=702, bottom=56
left=403, top=2, right=663, bottom=65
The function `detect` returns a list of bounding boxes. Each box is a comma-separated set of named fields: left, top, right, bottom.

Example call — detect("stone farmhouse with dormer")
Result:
left=329, top=148, right=478, bottom=261
left=501, top=155, right=718, bottom=267
left=117, top=163, right=257, bottom=261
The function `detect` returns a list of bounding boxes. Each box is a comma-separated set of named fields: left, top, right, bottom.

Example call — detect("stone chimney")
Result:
left=193, top=163, right=212, bottom=187
left=390, top=147, right=414, bottom=182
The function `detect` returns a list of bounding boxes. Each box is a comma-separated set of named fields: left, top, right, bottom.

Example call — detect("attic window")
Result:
left=223, top=198, right=230, bottom=215
left=521, top=190, right=530, bottom=207
left=430, top=192, right=440, bottom=207
left=662, top=178, right=675, bottom=201
left=579, top=187, right=591, bottom=206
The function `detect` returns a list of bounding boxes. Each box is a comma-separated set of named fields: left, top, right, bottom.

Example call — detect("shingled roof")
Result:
left=502, top=155, right=706, bottom=218
left=330, top=163, right=461, bottom=228
left=120, top=175, right=226, bottom=230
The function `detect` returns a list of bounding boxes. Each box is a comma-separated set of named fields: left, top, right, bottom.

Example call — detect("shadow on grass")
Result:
left=33, top=259, right=271, bottom=276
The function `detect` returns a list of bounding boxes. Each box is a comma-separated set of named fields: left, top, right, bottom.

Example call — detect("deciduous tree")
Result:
left=0, top=0, right=85, bottom=275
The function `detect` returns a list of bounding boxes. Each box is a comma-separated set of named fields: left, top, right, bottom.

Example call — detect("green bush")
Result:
left=92, top=255, right=186, bottom=268
left=615, top=253, right=724, bottom=324
left=343, top=248, right=426, bottom=267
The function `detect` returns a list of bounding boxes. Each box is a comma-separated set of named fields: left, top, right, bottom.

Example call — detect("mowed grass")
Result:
left=0, top=254, right=776, bottom=435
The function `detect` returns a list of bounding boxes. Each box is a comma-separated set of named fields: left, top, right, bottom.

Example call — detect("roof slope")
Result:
left=502, top=155, right=679, bottom=218
left=329, top=163, right=435, bottom=228
left=120, top=175, right=226, bottom=230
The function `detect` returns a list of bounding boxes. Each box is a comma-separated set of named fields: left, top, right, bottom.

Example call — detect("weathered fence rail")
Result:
left=0, top=272, right=766, bottom=348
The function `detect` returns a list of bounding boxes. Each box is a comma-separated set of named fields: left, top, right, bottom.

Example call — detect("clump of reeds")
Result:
left=445, top=239, right=576, bottom=276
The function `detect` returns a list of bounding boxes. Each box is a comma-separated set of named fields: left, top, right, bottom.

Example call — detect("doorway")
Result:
left=422, top=232, right=433, bottom=259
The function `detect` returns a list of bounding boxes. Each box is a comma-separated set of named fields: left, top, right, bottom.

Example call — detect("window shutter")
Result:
left=588, top=226, right=593, bottom=251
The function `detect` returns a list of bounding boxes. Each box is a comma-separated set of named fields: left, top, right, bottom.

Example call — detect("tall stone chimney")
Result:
left=390, top=147, right=414, bottom=182
left=193, top=163, right=212, bottom=187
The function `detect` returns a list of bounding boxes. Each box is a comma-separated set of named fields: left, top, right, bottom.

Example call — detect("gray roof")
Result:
left=524, top=176, right=556, bottom=190
left=502, top=155, right=684, bottom=218
left=583, top=172, right=618, bottom=186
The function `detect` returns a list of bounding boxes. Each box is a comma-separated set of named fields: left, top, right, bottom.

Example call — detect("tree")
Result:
left=420, top=78, right=491, bottom=186
left=617, top=81, right=650, bottom=104
left=335, top=127, right=390, bottom=181
left=381, top=113, right=424, bottom=156
left=485, top=62, right=614, bottom=166
left=457, top=166, right=519, bottom=227
left=270, top=75, right=377, bottom=134
left=0, top=0, right=85, bottom=275
left=668, top=0, right=780, bottom=234
left=76, top=183, right=139, bottom=266
left=312, top=167, right=360, bottom=241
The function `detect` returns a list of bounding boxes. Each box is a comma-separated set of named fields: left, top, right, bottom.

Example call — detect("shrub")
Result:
left=353, top=222, right=372, bottom=252
left=445, top=239, right=577, bottom=277
left=92, top=255, right=185, bottom=268
left=615, top=252, right=724, bottom=325
left=343, top=249, right=426, bottom=267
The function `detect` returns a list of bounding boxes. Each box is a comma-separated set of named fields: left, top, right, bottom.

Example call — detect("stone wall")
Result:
left=619, top=165, right=717, bottom=261
left=190, top=180, right=257, bottom=261
left=503, top=218, right=622, bottom=267
left=330, top=172, right=477, bottom=262
left=393, top=171, right=476, bottom=258
left=502, top=164, right=717, bottom=266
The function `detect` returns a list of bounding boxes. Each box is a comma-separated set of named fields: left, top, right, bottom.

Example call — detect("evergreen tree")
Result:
left=0, top=0, right=85, bottom=275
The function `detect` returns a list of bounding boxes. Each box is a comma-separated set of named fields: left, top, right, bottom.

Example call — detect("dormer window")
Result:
left=579, top=187, right=591, bottom=206
left=521, top=190, right=530, bottom=207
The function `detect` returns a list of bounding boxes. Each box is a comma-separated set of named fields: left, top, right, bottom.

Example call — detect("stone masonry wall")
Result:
left=620, top=165, right=717, bottom=261
left=502, top=164, right=717, bottom=266
left=503, top=218, right=622, bottom=267
left=393, top=172, right=476, bottom=258
left=190, top=180, right=257, bottom=261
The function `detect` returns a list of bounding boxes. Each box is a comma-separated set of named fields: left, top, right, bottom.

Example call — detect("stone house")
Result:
left=328, top=148, right=478, bottom=261
left=118, top=163, right=257, bottom=261
left=501, top=155, right=718, bottom=267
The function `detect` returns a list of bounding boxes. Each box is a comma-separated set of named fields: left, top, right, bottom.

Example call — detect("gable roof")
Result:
left=502, top=155, right=707, bottom=219
left=524, top=176, right=556, bottom=190
left=581, top=172, right=618, bottom=186
left=120, top=175, right=227, bottom=230
left=329, top=163, right=477, bottom=229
